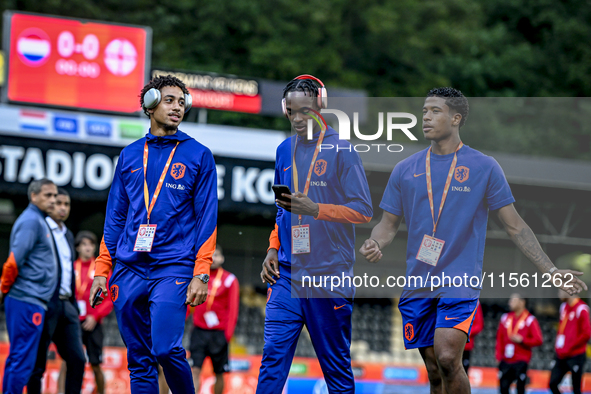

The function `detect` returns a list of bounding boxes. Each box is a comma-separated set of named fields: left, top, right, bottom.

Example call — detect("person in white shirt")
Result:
left=27, top=188, right=86, bottom=394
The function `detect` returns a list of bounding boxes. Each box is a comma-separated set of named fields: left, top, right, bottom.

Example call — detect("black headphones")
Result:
left=142, top=88, right=193, bottom=113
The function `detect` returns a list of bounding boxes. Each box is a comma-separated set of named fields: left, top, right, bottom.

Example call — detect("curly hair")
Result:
left=427, top=87, right=469, bottom=128
left=140, top=75, right=189, bottom=117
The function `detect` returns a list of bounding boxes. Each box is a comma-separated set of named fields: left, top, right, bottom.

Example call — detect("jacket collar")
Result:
left=146, top=129, right=191, bottom=143
left=28, top=203, right=47, bottom=218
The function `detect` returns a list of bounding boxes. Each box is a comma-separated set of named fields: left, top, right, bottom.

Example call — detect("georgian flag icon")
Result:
left=17, top=28, right=51, bottom=67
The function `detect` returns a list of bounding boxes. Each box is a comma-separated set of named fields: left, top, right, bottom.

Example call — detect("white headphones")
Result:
left=142, top=88, right=193, bottom=113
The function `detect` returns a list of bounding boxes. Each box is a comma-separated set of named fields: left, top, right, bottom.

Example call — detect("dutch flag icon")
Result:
left=17, top=28, right=51, bottom=67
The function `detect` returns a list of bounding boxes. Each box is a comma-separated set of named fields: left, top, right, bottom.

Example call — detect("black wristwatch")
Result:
left=194, top=274, right=210, bottom=284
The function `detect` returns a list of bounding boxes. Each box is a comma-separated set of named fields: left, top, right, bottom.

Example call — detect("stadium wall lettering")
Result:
left=0, top=135, right=277, bottom=215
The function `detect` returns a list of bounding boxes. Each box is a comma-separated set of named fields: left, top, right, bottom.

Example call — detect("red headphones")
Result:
left=282, top=74, right=328, bottom=117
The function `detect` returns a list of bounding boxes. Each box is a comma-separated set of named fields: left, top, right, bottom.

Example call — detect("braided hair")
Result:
left=140, top=75, right=189, bottom=117
left=427, top=87, right=469, bottom=128
left=283, top=78, right=320, bottom=103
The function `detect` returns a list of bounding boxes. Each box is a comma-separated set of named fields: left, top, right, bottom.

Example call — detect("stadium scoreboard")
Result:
left=3, top=11, right=151, bottom=113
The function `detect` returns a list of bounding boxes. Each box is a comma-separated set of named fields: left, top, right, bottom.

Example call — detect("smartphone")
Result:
left=272, top=184, right=292, bottom=202
left=91, top=289, right=103, bottom=308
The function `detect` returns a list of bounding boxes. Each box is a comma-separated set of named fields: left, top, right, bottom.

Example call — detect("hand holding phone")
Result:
left=91, top=289, right=103, bottom=308
left=272, top=184, right=292, bottom=203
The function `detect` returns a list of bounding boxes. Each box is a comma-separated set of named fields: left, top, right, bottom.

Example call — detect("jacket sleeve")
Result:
left=1, top=218, right=39, bottom=293
left=315, top=148, right=373, bottom=223
left=95, top=152, right=130, bottom=277
left=496, top=317, right=505, bottom=362
left=522, top=316, right=543, bottom=348
left=268, top=224, right=280, bottom=252
left=225, top=275, right=240, bottom=341
left=193, top=150, right=218, bottom=276
left=574, top=305, right=591, bottom=350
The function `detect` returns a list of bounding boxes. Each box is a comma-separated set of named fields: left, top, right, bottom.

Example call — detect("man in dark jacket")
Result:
left=1, top=179, right=59, bottom=394
left=28, top=188, right=86, bottom=394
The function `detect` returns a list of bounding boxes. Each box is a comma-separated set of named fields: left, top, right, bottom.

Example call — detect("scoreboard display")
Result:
left=3, top=11, right=151, bottom=113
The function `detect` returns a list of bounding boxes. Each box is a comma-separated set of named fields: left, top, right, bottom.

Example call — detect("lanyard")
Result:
left=143, top=141, right=179, bottom=224
left=205, top=268, right=225, bottom=311
left=292, top=129, right=326, bottom=224
left=507, top=311, right=529, bottom=337
left=425, top=142, right=463, bottom=236
left=558, top=301, right=578, bottom=335
left=75, top=258, right=95, bottom=300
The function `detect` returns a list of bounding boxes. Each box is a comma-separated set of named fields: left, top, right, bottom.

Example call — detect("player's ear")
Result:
left=452, top=113, right=462, bottom=126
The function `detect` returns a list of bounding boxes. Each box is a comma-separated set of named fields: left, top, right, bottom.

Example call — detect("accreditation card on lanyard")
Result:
left=291, top=129, right=325, bottom=255
left=416, top=142, right=463, bottom=266
left=504, top=311, right=529, bottom=358
left=203, top=269, right=225, bottom=328
left=75, top=259, right=95, bottom=317
left=134, top=141, right=179, bottom=252
left=555, top=309, right=569, bottom=349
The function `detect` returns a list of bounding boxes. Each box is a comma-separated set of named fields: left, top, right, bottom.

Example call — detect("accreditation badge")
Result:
left=204, top=311, right=220, bottom=328
left=556, top=334, right=565, bottom=349
left=504, top=344, right=515, bottom=358
left=77, top=300, right=87, bottom=318
left=133, top=224, right=157, bottom=252
left=416, top=234, right=445, bottom=266
left=292, top=225, right=311, bottom=254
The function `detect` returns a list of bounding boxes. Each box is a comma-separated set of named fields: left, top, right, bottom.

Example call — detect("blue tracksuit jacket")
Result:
left=270, top=126, right=373, bottom=278
left=95, top=130, right=218, bottom=278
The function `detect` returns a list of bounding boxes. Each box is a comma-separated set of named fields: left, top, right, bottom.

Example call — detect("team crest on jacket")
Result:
left=171, top=163, right=186, bottom=180
left=454, top=166, right=469, bottom=183
left=314, top=160, right=327, bottom=176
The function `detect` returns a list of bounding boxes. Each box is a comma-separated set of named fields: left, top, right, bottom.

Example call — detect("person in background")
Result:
left=190, top=245, right=239, bottom=394
left=463, top=302, right=484, bottom=374
left=1, top=179, right=58, bottom=394
left=58, top=231, right=113, bottom=394
left=28, top=188, right=86, bottom=394
left=495, top=293, right=543, bottom=394
left=549, top=289, right=591, bottom=394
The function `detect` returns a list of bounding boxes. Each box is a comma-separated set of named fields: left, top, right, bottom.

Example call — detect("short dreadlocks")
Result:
left=283, top=78, right=320, bottom=103
left=427, top=87, right=469, bottom=128
left=140, top=75, right=189, bottom=117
